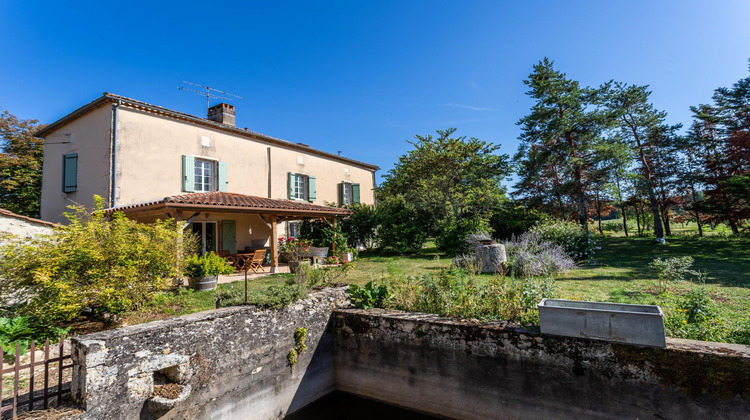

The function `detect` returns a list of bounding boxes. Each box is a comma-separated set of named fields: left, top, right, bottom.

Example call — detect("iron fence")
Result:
left=0, top=337, right=73, bottom=419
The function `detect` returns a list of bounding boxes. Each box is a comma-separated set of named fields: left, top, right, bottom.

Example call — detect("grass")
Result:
left=118, top=234, right=750, bottom=342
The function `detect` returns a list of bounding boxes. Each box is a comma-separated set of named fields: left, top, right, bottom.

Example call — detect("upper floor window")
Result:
left=194, top=158, right=215, bottom=192
left=182, top=155, right=228, bottom=193
left=293, top=174, right=307, bottom=200
left=288, top=172, right=316, bottom=202
left=339, top=182, right=360, bottom=205
left=62, top=153, right=78, bottom=193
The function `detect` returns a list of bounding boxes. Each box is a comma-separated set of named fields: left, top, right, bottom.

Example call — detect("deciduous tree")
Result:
left=0, top=110, right=45, bottom=217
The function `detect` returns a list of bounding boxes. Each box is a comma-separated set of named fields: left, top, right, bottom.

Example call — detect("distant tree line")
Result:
left=514, top=58, right=750, bottom=237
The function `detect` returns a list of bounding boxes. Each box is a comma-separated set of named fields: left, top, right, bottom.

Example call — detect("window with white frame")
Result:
left=342, top=182, right=353, bottom=205
left=288, top=221, right=301, bottom=238
left=194, top=158, right=216, bottom=192
left=293, top=174, right=308, bottom=200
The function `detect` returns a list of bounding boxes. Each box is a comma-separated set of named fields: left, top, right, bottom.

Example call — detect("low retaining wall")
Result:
left=70, top=295, right=750, bottom=419
left=71, top=288, right=349, bottom=420
left=334, top=309, right=750, bottom=420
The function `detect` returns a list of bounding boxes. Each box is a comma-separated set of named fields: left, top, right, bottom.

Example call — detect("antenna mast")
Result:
left=178, top=81, right=244, bottom=113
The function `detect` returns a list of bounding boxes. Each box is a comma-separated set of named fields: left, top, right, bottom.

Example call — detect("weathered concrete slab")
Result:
left=334, top=308, right=750, bottom=420
left=71, top=288, right=349, bottom=420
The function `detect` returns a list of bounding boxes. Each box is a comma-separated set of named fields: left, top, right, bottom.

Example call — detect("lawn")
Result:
left=118, top=234, right=750, bottom=341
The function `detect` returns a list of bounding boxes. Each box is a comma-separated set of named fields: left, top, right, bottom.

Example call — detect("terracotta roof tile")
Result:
left=0, top=208, right=59, bottom=227
left=111, top=192, right=352, bottom=216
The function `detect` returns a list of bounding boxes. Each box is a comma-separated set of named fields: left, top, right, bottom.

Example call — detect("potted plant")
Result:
left=184, top=252, right=234, bottom=291
left=278, top=238, right=312, bottom=273
left=338, top=245, right=356, bottom=263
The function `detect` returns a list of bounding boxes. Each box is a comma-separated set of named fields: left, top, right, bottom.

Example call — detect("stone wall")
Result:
left=0, top=209, right=55, bottom=245
left=334, top=308, right=750, bottom=420
left=71, top=288, right=349, bottom=420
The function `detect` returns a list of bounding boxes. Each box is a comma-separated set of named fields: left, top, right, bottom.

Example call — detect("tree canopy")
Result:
left=0, top=110, right=45, bottom=217
left=378, top=128, right=511, bottom=253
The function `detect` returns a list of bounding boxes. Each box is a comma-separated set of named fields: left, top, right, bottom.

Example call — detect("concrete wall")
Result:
left=71, top=288, right=349, bottom=420
left=334, top=309, right=750, bottom=420
left=71, top=302, right=750, bottom=419
left=0, top=211, right=55, bottom=244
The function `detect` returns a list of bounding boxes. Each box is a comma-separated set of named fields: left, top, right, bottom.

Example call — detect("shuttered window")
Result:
left=288, top=172, right=314, bottom=202
left=183, top=156, right=227, bottom=192
left=62, top=153, right=78, bottom=193
left=339, top=182, right=360, bottom=205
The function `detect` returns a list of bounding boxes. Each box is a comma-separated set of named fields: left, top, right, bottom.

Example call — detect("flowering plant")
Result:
left=324, top=255, right=340, bottom=265
left=278, top=237, right=311, bottom=262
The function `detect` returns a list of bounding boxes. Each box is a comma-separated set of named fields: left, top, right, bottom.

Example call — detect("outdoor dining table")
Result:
left=226, top=251, right=255, bottom=271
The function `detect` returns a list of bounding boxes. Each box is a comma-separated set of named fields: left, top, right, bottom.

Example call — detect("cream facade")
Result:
left=39, top=94, right=377, bottom=223
left=37, top=94, right=378, bottom=267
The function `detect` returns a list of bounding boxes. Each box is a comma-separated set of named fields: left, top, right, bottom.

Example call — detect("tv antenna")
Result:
left=178, top=81, right=244, bottom=112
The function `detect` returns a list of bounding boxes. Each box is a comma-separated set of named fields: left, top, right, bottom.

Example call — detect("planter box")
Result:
left=538, top=299, right=666, bottom=348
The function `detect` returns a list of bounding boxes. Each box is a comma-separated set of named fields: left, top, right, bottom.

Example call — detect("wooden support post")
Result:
left=331, top=216, right=337, bottom=253
left=269, top=216, right=279, bottom=273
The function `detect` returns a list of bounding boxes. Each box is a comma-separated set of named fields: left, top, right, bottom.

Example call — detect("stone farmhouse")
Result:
left=35, top=93, right=378, bottom=271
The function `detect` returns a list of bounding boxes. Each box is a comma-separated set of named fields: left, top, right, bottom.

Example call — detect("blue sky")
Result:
left=2, top=1, right=749, bottom=184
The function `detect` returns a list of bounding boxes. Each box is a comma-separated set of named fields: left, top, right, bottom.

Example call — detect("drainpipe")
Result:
left=110, top=99, right=121, bottom=208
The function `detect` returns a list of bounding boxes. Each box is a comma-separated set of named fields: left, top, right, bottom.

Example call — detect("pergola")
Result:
left=108, top=191, right=352, bottom=272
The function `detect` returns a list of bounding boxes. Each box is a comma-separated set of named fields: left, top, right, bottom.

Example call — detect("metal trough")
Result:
left=538, top=299, right=666, bottom=348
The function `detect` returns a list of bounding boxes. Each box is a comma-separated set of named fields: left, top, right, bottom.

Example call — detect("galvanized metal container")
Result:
left=538, top=299, right=666, bottom=348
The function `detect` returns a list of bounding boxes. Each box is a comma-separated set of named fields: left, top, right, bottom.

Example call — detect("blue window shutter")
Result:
left=182, top=155, right=195, bottom=192
left=218, top=161, right=228, bottom=192
left=288, top=172, right=295, bottom=199
left=62, top=153, right=78, bottom=193
left=352, top=183, right=360, bottom=204
left=308, top=176, right=316, bottom=202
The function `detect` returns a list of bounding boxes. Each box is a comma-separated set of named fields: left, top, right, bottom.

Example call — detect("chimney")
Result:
left=207, top=103, right=235, bottom=127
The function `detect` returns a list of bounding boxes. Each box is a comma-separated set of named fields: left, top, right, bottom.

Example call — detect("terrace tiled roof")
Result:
left=0, top=208, right=59, bottom=227
left=110, top=192, right=352, bottom=217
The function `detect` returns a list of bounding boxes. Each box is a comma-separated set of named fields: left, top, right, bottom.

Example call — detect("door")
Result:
left=191, top=222, right=218, bottom=255
left=221, top=220, right=237, bottom=254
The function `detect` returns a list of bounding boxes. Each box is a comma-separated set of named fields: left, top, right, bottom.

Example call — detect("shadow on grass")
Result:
left=591, top=236, right=750, bottom=287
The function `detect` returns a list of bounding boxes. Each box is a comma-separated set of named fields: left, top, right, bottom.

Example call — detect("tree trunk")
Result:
left=694, top=210, right=703, bottom=237
left=729, top=219, right=740, bottom=235
left=629, top=121, right=664, bottom=238
left=634, top=204, right=642, bottom=235
left=661, top=206, right=672, bottom=236
left=622, top=205, right=629, bottom=237
left=596, top=189, right=603, bottom=234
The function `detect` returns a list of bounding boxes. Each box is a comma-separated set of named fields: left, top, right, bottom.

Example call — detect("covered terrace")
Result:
left=108, top=191, right=352, bottom=273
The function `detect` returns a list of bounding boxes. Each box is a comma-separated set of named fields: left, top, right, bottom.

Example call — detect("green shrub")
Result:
left=294, top=263, right=354, bottom=288
left=434, top=217, right=490, bottom=256
left=375, top=195, right=427, bottom=253
left=489, top=203, right=550, bottom=240
left=601, top=221, right=623, bottom=233
left=184, top=252, right=234, bottom=277
left=216, top=283, right=307, bottom=309
left=386, top=269, right=555, bottom=325
left=664, top=286, right=728, bottom=342
left=0, top=197, right=193, bottom=325
left=349, top=281, right=390, bottom=309
left=299, top=219, right=347, bottom=249
left=529, top=219, right=595, bottom=261
left=649, top=256, right=696, bottom=294
left=340, top=203, right=378, bottom=249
